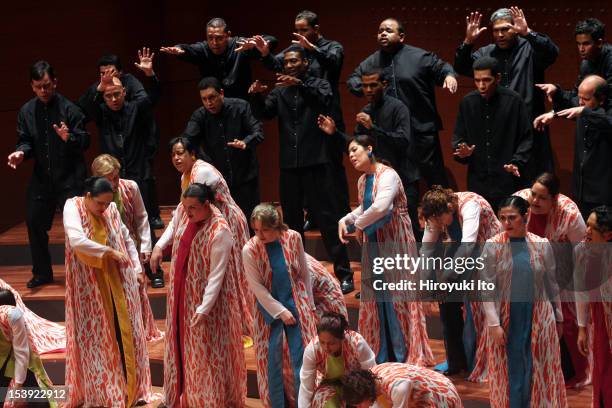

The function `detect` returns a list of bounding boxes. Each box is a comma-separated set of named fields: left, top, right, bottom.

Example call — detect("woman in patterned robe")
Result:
left=420, top=186, right=502, bottom=381
left=0, top=290, right=57, bottom=408
left=308, top=254, right=348, bottom=322
left=340, top=363, right=462, bottom=407
left=0, top=279, right=65, bottom=354
left=482, top=196, right=567, bottom=407
left=515, top=172, right=588, bottom=387
left=338, top=135, right=433, bottom=366
left=92, top=154, right=163, bottom=342
left=155, top=137, right=253, bottom=337
left=162, top=183, right=245, bottom=407
left=298, top=312, right=375, bottom=408
left=63, top=177, right=153, bottom=407
left=575, top=206, right=612, bottom=408
left=243, top=203, right=317, bottom=408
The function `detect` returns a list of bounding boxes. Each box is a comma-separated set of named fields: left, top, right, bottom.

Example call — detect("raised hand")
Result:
left=453, top=143, right=476, bottom=158
left=557, top=106, right=584, bottom=119
left=275, top=73, right=302, bottom=88
left=53, top=121, right=70, bottom=142
left=317, top=114, right=337, bottom=135
left=160, top=46, right=185, bottom=55
left=464, top=11, right=487, bottom=44
left=97, top=68, right=116, bottom=92
left=503, top=163, right=521, bottom=178
left=236, top=37, right=257, bottom=53
left=292, top=32, right=315, bottom=50
left=7, top=151, right=25, bottom=169
left=533, top=111, right=555, bottom=131
left=355, top=112, right=373, bottom=129
left=252, top=35, right=271, bottom=56
left=443, top=75, right=458, bottom=94
left=248, top=80, right=268, bottom=94
left=134, top=47, right=155, bottom=76
left=535, top=83, right=557, bottom=103
left=227, top=139, right=246, bottom=150
left=509, top=6, right=530, bottom=36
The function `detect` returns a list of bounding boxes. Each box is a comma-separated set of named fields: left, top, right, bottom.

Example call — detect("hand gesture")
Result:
left=227, top=139, right=246, bottom=150
left=134, top=47, right=155, bottom=76
left=7, top=151, right=24, bottom=169
left=292, top=32, right=315, bottom=50
left=489, top=325, right=506, bottom=345
left=150, top=246, right=163, bottom=271
left=279, top=309, right=296, bottom=325
left=443, top=75, right=458, bottom=94
left=248, top=80, right=268, bottom=94
left=338, top=220, right=350, bottom=244
left=577, top=326, right=589, bottom=356
left=557, top=106, right=584, bottom=119
left=190, top=312, right=206, bottom=327
left=356, top=112, right=373, bottom=129
left=317, top=114, right=337, bottom=135
left=535, top=83, right=557, bottom=103
left=503, top=163, right=521, bottom=178
left=160, top=46, right=185, bottom=55
left=107, top=248, right=129, bottom=266
left=236, top=37, right=257, bottom=53
left=464, top=11, right=487, bottom=44
left=97, top=68, right=116, bottom=92
left=275, top=73, right=302, bottom=88
left=252, top=35, right=271, bottom=56
left=533, top=111, right=555, bottom=131
left=453, top=143, right=476, bottom=158
left=509, top=6, right=530, bottom=36
left=53, top=121, right=70, bottom=142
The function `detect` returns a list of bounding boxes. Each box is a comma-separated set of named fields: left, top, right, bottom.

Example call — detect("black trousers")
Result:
left=134, top=178, right=161, bottom=220
left=230, top=178, right=261, bottom=227
left=26, top=185, right=78, bottom=280
left=415, top=132, right=449, bottom=188
left=279, top=164, right=352, bottom=280
left=439, top=301, right=468, bottom=371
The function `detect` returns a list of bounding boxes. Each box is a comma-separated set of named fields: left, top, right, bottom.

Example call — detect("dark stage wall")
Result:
left=1, top=1, right=610, bottom=231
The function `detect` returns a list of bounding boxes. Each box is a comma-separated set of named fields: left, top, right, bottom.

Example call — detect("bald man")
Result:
left=534, top=75, right=612, bottom=218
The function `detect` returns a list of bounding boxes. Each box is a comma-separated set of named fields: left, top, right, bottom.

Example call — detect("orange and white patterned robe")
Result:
left=0, top=278, right=64, bottom=354
left=163, top=203, right=246, bottom=407
left=63, top=197, right=153, bottom=407
left=117, top=178, right=163, bottom=342
left=342, top=164, right=433, bottom=366
left=372, top=362, right=462, bottom=407
left=482, top=232, right=567, bottom=408
left=189, top=159, right=253, bottom=334
left=299, top=330, right=376, bottom=408
left=307, top=253, right=348, bottom=322
left=243, top=230, right=318, bottom=408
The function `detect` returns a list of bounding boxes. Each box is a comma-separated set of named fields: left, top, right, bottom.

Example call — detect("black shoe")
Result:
left=303, top=220, right=313, bottom=231
left=150, top=216, right=165, bottom=230
left=340, top=275, right=355, bottom=294
left=27, top=276, right=53, bottom=289
left=151, top=275, right=165, bottom=288
left=443, top=366, right=466, bottom=376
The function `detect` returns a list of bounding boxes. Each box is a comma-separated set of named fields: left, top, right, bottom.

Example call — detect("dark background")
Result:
left=1, top=0, right=609, bottom=232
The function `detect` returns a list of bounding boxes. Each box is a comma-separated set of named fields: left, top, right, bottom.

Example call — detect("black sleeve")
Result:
left=524, top=31, right=559, bottom=71
left=261, top=52, right=284, bottom=73
left=16, top=109, right=34, bottom=159
left=241, top=103, right=264, bottom=147
left=510, top=101, right=534, bottom=169
left=425, top=52, right=456, bottom=86
left=452, top=100, right=470, bottom=164
left=143, top=75, right=161, bottom=107
left=250, top=89, right=279, bottom=120
left=65, top=103, right=90, bottom=153
left=176, top=42, right=206, bottom=65
left=312, top=42, right=344, bottom=73
left=370, top=104, right=412, bottom=150
left=302, top=77, right=332, bottom=110
left=347, top=61, right=366, bottom=96
left=182, top=110, right=204, bottom=147
left=454, top=42, right=483, bottom=78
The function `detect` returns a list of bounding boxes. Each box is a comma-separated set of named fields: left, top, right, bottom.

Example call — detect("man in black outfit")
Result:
left=455, top=7, right=558, bottom=178
left=452, top=57, right=533, bottom=212
left=7, top=61, right=89, bottom=288
left=348, top=18, right=458, bottom=192
left=182, top=76, right=264, bottom=223
left=534, top=75, right=612, bottom=219
left=80, top=48, right=165, bottom=287
left=77, top=52, right=164, bottom=230
left=259, top=10, right=351, bottom=221
left=160, top=17, right=277, bottom=101
left=249, top=46, right=354, bottom=293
